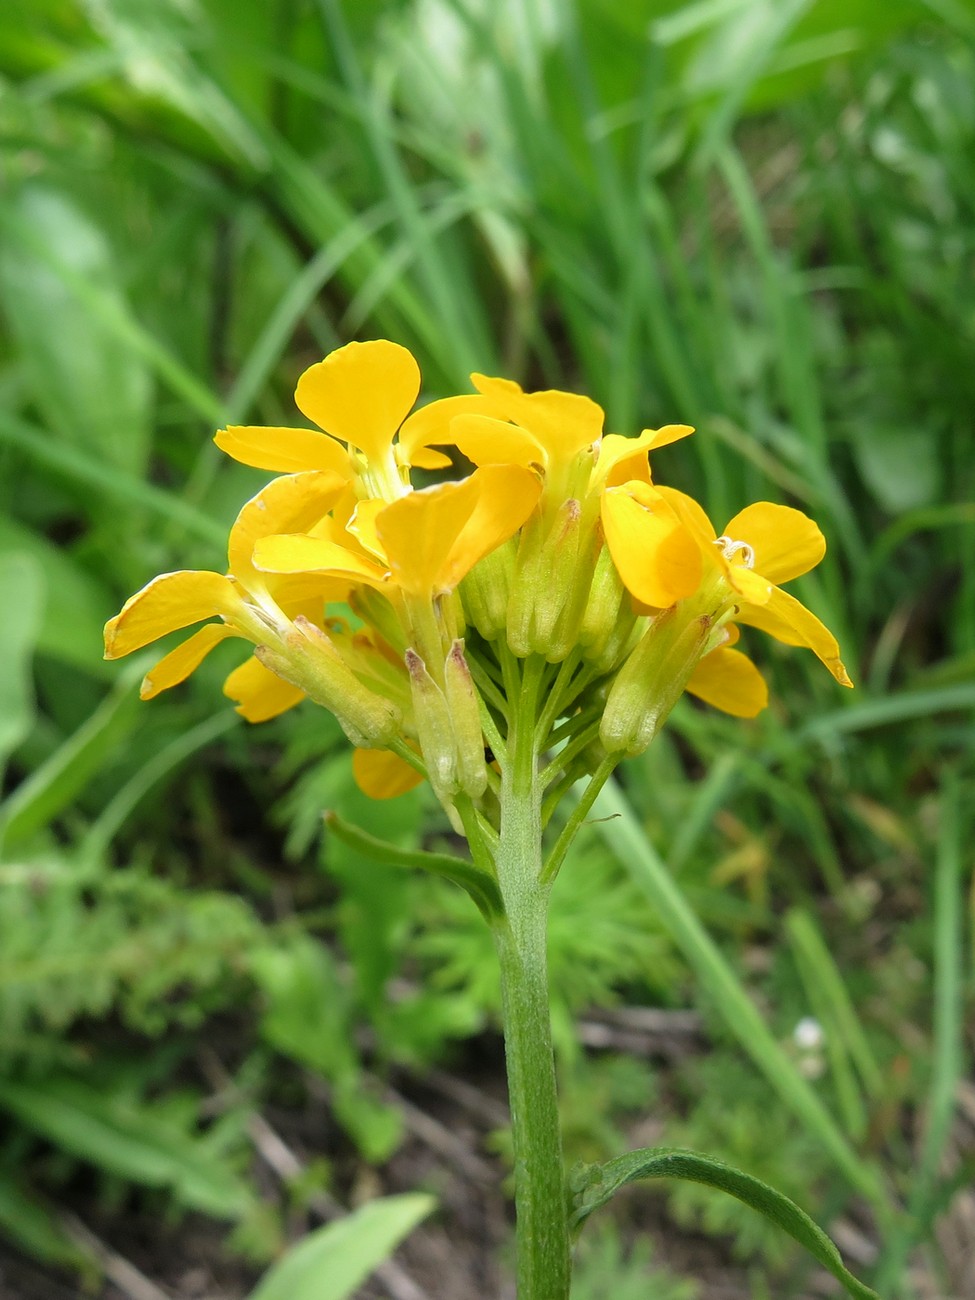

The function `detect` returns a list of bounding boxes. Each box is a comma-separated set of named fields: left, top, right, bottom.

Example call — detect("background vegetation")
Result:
left=1, top=1, right=973, bottom=1296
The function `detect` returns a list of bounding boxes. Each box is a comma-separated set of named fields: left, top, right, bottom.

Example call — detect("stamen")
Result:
left=714, top=535, right=755, bottom=568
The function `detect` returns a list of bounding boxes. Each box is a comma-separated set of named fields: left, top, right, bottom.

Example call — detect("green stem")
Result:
left=541, top=754, right=620, bottom=885
left=492, top=655, right=571, bottom=1300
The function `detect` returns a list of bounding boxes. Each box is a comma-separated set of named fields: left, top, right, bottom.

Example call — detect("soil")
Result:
left=0, top=1017, right=760, bottom=1300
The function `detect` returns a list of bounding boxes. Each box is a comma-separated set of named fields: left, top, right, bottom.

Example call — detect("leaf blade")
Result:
left=572, top=1146, right=878, bottom=1300
left=248, top=1193, right=435, bottom=1300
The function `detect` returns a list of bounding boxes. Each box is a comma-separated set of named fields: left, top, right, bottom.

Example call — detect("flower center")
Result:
left=714, top=535, right=755, bottom=568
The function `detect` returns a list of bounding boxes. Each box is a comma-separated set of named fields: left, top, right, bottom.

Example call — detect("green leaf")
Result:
left=0, top=665, right=143, bottom=851
left=248, top=1193, right=435, bottom=1300
left=0, top=514, right=115, bottom=677
left=0, top=1171, right=97, bottom=1277
left=0, top=185, right=152, bottom=477
left=0, top=553, right=44, bottom=774
left=850, top=424, right=942, bottom=511
left=0, top=1075, right=252, bottom=1219
left=571, top=1147, right=878, bottom=1300
left=323, top=810, right=503, bottom=919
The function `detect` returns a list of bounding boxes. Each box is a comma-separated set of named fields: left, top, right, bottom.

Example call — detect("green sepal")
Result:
left=570, top=1146, right=879, bottom=1300
left=323, top=812, right=503, bottom=920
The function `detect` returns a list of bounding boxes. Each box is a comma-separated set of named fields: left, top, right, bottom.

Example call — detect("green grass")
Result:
left=0, top=1, right=973, bottom=1295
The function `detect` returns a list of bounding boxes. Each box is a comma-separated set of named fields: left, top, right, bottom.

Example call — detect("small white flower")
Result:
left=794, top=1016, right=825, bottom=1051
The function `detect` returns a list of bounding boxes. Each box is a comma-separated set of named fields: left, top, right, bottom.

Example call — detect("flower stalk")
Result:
left=492, top=654, right=571, bottom=1300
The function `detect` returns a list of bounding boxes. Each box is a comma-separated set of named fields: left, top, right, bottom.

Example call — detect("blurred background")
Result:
left=1, top=1, right=973, bottom=1297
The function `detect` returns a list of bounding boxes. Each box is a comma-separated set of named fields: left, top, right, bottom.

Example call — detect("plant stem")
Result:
left=492, top=656, right=571, bottom=1299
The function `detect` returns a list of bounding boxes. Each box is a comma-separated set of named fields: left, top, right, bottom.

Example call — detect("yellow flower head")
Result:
left=106, top=338, right=852, bottom=809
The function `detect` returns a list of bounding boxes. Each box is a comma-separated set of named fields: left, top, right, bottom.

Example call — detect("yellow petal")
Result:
left=594, top=425, right=694, bottom=488
left=346, top=498, right=387, bottom=561
left=445, top=465, right=542, bottom=590
left=377, top=464, right=541, bottom=596
left=223, top=655, right=306, bottom=721
left=352, top=747, right=425, bottom=799
left=723, top=502, right=826, bottom=584
left=738, top=587, right=853, bottom=686
left=686, top=647, right=768, bottom=717
left=227, top=471, right=347, bottom=579
left=397, top=393, right=510, bottom=462
left=253, top=534, right=388, bottom=588
left=214, top=425, right=352, bottom=477
left=407, top=447, right=454, bottom=469
left=447, top=414, right=544, bottom=469
left=723, top=562, right=774, bottom=606
left=471, top=374, right=604, bottom=462
left=140, top=623, right=236, bottom=699
left=653, top=486, right=717, bottom=542
left=601, top=485, right=702, bottom=608
left=294, top=340, right=420, bottom=463
left=104, top=570, right=239, bottom=658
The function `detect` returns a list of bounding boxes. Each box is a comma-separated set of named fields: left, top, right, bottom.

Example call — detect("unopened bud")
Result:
left=579, top=545, right=628, bottom=657
left=599, top=610, right=711, bottom=756
left=461, top=539, right=515, bottom=642
left=258, top=616, right=400, bottom=748
left=507, top=500, right=589, bottom=660
left=444, top=640, right=488, bottom=798
left=545, top=520, right=601, bottom=663
left=405, top=648, right=458, bottom=802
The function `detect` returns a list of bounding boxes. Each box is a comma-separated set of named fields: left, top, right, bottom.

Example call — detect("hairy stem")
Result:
left=492, top=655, right=571, bottom=1299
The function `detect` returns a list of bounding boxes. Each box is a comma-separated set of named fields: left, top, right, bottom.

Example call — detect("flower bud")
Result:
left=579, top=544, right=628, bottom=657
left=444, top=640, right=488, bottom=798
left=257, top=616, right=400, bottom=748
left=599, top=609, right=711, bottom=756
left=405, top=648, right=458, bottom=803
left=507, top=500, right=590, bottom=660
left=461, top=539, right=515, bottom=642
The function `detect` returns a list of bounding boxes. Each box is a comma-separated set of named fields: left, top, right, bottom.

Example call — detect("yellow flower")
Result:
left=432, top=372, right=693, bottom=500
left=104, top=471, right=403, bottom=742
left=253, top=464, right=541, bottom=610
left=684, top=628, right=769, bottom=719
left=602, top=481, right=851, bottom=719
left=105, top=471, right=344, bottom=680
left=105, top=336, right=852, bottom=805
left=666, top=489, right=851, bottom=686
left=214, top=339, right=509, bottom=501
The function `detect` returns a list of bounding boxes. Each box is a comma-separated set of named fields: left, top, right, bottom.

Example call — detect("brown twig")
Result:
left=60, top=1214, right=172, bottom=1300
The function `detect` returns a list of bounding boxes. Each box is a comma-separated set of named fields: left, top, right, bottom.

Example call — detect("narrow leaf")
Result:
left=0, top=1172, right=96, bottom=1276
left=572, top=1147, right=878, bottom=1300
left=324, top=810, right=503, bottom=918
left=0, top=553, right=44, bottom=774
left=0, top=1076, right=252, bottom=1219
left=248, top=1193, right=435, bottom=1300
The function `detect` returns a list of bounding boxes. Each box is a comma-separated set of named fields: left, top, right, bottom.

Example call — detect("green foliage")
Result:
left=571, top=1146, right=877, bottom=1300
left=0, top=0, right=972, bottom=1292
left=253, top=936, right=403, bottom=1163
left=0, top=856, right=260, bottom=1042
left=569, top=1221, right=698, bottom=1300
left=664, top=1056, right=828, bottom=1269
left=0, top=553, right=44, bottom=780
left=0, top=1071, right=254, bottom=1220
left=247, top=1192, right=435, bottom=1300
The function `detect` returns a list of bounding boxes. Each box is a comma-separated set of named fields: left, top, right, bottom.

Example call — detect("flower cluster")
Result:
left=104, top=340, right=850, bottom=826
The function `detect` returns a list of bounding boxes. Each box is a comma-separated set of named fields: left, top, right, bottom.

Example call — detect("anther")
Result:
left=714, top=536, right=755, bottom=568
